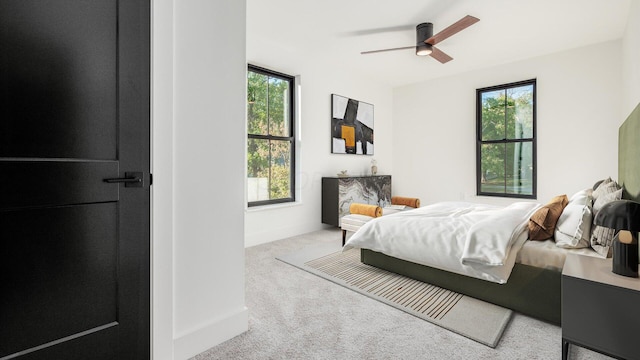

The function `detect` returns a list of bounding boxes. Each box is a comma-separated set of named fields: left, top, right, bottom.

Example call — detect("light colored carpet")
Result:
left=193, top=228, right=613, bottom=360
left=277, top=244, right=512, bottom=348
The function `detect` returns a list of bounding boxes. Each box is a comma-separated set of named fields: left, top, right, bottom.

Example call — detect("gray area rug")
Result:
left=277, top=243, right=512, bottom=348
left=193, top=229, right=612, bottom=360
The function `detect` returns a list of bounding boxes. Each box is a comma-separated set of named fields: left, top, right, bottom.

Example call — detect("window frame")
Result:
left=247, top=64, right=296, bottom=207
left=476, top=79, right=537, bottom=199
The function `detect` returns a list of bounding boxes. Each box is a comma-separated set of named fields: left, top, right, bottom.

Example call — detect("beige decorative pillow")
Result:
left=593, top=187, right=623, bottom=216
left=590, top=226, right=616, bottom=257
left=529, top=195, right=569, bottom=240
left=592, top=178, right=618, bottom=201
left=590, top=188, right=623, bottom=257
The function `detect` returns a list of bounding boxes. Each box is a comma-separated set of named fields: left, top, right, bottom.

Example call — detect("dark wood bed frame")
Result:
left=362, top=249, right=561, bottom=323
left=361, top=103, right=640, bottom=326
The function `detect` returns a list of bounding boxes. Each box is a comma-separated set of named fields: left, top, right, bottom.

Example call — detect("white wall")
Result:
left=244, top=62, right=393, bottom=246
left=153, top=1, right=248, bottom=359
left=151, top=0, right=174, bottom=357
left=392, top=40, right=622, bottom=207
left=623, top=0, right=640, bottom=116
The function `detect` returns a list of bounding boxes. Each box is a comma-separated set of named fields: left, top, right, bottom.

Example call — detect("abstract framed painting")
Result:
left=331, top=94, right=374, bottom=155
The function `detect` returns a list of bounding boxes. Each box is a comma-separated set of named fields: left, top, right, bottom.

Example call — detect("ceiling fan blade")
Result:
left=425, top=15, right=479, bottom=45
left=342, top=24, right=415, bottom=37
left=361, top=45, right=415, bottom=55
left=429, top=46, right=453, bottom=64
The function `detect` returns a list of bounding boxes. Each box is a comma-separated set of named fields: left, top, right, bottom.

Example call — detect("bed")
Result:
left=344, top=103, right=640, bottom=326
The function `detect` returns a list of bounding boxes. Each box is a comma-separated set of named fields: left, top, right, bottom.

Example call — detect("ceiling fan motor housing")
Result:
left=416, top=23, right=433, bottom=43
left=416, top=22, right=433, bottom=55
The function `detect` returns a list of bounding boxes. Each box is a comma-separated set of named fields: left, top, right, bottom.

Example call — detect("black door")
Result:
left=0, top=1, right=150, bottom=359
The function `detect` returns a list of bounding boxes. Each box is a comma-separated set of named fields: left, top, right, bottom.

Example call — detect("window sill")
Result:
left=246, top=201, right=303, bottom=212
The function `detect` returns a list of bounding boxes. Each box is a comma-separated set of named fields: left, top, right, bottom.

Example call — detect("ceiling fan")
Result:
left=361, top=15, right=480, bottom=64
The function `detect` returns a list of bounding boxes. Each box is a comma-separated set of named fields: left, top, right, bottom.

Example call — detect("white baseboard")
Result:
left=244, top=222, right=325, bottom=247
left=173, top=307, right=249, bottom=360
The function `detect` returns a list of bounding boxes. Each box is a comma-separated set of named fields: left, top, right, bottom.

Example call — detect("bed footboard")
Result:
left=361, top=249, right=561, bottom=325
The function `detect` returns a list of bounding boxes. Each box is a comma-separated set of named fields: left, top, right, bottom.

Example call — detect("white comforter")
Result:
left=343, top=201, right=540, bottom=284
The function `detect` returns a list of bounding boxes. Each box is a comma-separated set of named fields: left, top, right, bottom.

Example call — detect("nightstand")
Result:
left=562, top=254, right=640, bottom=360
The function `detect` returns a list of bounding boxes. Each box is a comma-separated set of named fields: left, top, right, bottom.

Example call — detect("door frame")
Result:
left=149, top=2, right=249, bottom=359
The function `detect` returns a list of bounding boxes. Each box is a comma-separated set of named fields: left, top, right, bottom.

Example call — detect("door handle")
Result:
left=104, top=172, right=143, bottom=187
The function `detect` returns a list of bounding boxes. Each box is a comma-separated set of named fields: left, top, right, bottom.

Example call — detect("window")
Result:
left=247, top=65, right=295, bottom=206
left=476, top=79, right=536, bottom=198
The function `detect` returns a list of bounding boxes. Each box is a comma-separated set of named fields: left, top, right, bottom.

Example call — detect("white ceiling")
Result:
left=247, top=0, right=631, bottom=87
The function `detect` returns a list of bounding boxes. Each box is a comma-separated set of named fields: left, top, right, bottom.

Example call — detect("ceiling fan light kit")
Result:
left=361, top=15, right=479, bottom=64
left=416, top=44, right=432, bottom=56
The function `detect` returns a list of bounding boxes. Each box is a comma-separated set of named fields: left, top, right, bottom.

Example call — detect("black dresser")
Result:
left=321, top=175, right=391, bottom=226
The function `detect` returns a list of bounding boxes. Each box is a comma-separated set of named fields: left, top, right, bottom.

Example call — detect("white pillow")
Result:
left=555, top=191, right=593, bottom=249
left=569, top=188, right=593, bottom=202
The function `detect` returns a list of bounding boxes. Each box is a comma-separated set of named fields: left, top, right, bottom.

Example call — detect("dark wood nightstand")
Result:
left=562, top=254, right=640, bottom=360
